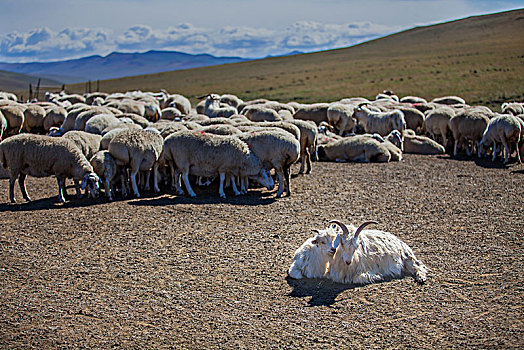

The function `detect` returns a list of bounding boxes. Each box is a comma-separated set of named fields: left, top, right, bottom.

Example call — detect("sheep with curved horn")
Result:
left=327, top=220, right=427, bottom=285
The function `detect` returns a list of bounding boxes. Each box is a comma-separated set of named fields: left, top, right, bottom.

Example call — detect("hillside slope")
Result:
left=0, top=70, right=61, bottom=97
left=0, top=50, right=247, bottom=84
left=67, top=9, right=523, bottom=109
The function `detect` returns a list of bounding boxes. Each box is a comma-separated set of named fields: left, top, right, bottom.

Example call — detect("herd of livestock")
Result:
left=0, top=88, right=522, bottom=286
left=0, top=89, right=522, bottom=204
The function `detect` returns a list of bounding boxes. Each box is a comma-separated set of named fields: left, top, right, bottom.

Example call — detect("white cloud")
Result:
left=0, top=21, right=400, bottom=62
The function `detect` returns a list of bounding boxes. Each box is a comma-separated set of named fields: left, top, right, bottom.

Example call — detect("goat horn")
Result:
left=196, top=94, right=209, bottom=99
left=329, top=220, right=349, bottom=237
left=353, top=221, right=378, bottom=238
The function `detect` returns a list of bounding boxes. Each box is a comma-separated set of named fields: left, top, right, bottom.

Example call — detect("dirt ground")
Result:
left=0, top=154, right=522, bottom=349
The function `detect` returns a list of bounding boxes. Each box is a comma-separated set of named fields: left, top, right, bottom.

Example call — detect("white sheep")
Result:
left=317, top=135, right=393, bottom=163
left=90, top=150, right=123, bottom=201
left=84, top=114, right=121, bottom=134
left=424, top=106, right=456, bottom=147
left=431, top=96, right=466, bottom=105
left=0, top=112, right=6, bottom=140
left=327, top=220, right=427, bottom=285
left=288, top=119, right=318, bottom=174
left=0, top=134, right=100, bottom=203
left=0, top=104, right=25, bottom=136
left=242, top=105, right=282, bottom=122
left=479, top=114, right=522, bottom=164
left=108, top=128, right=164, bottom=198
left=401, top=131, right=446, bottom=155
left=327, top=103, right=356, bottom=136
left=293, top=103, right=330, bottom=125
left=288, top=225, right=339, bottom=279
left=22, top=104, right=46, bottom=133
left=202, top=94, right=238, bottom=118
left=239, top=129, right=300, bottom=197
left=501, top=102, right=524, bottom=116
left=354, top=104, right=406, bottom=136
left=448, top=107, right=490, bottom=157
left=163, top=130, right=273, bottom=198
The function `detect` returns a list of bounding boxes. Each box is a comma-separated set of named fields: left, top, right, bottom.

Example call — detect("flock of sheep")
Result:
left=0, top=89, right=522, bottom=204
left=0, top=88, right=522, bottom=286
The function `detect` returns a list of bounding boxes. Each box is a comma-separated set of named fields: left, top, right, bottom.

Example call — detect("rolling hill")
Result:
left=13, top=9, right=524, bottom=109
left=0, top=70, right=61, bottom=97
left=0, top=51, right=248, bottom=84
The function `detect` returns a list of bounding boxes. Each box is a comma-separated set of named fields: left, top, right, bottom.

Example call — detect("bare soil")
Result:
left=0, top=154, right=523, bottom=349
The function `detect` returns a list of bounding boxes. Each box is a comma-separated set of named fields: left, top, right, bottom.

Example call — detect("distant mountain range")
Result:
left=0, top=50, right=260, bottom=84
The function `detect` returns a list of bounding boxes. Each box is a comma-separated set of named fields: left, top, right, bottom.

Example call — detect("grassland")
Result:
left=62, top=9, right=524, bottom=111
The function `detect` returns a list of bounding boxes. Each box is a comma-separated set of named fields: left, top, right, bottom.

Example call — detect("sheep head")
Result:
left=81, top=172, right=101, bottom=198
left=249, top=168, right=275, bottom=191
left=330, top=220, right=377, bottom=265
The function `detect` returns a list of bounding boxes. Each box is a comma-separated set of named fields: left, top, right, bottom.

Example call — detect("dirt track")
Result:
left=0, top=154, right=523, bottom=348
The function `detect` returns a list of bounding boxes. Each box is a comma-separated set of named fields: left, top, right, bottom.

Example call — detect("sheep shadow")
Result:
left=0, top=195, right=108, bottom=212
left=128, top=190, right=277, bottom=207
left=285, top=276, right=357, bottom=307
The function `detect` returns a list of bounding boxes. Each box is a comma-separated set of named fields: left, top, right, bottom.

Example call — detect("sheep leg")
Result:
left=8, top=177, right=16, bottom=203
left=181, top=170, right=196, bottom=197
left=120, top=174, right=128, bottom=198
left=230, top=175, right=241, bottom=196
left=218, top=172, right=227, bottom=198
left=130, top=170, right=140, bottom=198
left=18, top=173, right=31, bottom=202
left=516, top=142, right=522, bottom=164
left=502, top=140, right=511, bottom=164
left=175, top=169, right=184, bottom=195
left=283, top=165, right=291, bottom=197
left=275, top=170, right=285, bottom=198
left=144, top=170, right=151, bottom=191
left=103, top=178, right=112, bottom=201
left=492, top=143, right=498, bottom=162
left=305, top=147, right=312, bottom=174
left=240, top=176, right=248, bottom=194
left=153, top=163, right=160, bottom=192
left=56, top=177, right=66, bottom=203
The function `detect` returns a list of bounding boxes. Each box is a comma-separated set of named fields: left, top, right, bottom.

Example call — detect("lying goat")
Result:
left=327, top=220, right=427, bottom=285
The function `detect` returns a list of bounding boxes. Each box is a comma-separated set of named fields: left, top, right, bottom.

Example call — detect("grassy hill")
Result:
left=41, top=10, right=524, bottom=109
left=0, top=70, right=62, bottom=99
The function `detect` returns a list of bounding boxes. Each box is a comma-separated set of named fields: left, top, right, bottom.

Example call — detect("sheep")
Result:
left=400, top=96, right=428, bottom=104
left=327, top=103, right=356, bottom=136
left=163, top=130, right=273, bottom=198
left=22, top=104, right=46, bottom=133
left=327, top=220, right=427, bottom=285
left=164, top=93, right=191, bottom=114
left=101, top=121, right=141, bottom=135
left=161, top=107, right=182, bottom=120
left=118, top=113, right=151, bottom=128
left=479, top=114, right=522, bottom=164
left=85, top=92, right=109, bottom=105
left=202, top=94, right=238, bottom=118
left=288, top=119, right=318, bottom=174
left=43, top=105, right=67, bottom=131
left=0, top=104, right=25, bottom=136
left=354, top=104, right=406, bottom=136
left=317, top=135, right=392, bottom=163
left=200, top=124, right=242, bottom=136
left=501, top=102, right=524, bottom=116
left=402, top=133, right=446, bottom=155
left=158, top=122, right=189, bottom=139
left=90, top=150, right=123, bottom=201
left=84, top=114, right=121, bottom=134
left=242, top=105, right=282, bottom=122
left=293, top=103, right=330, bottom=125
left=239, top=130, right=300, bottom=197
left=198, top=117, right=235, bottom=126
left=108, top=128, right=164, bottom=198
left=74, top=107, right=115, bottom=131
left=424, top=106, right=456, bottom=148
left=0, top=134, right=100, bottom=203
left=220, top=94, right=243, bottom=109
left=448, top=108, right=490, bottom=157
left=288, top=225, right=339, bottom=279
left=431, top=96, right=466, bottom=105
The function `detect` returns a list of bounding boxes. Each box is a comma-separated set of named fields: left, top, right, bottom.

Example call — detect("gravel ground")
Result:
left=0, top=154, right=523, bottom=349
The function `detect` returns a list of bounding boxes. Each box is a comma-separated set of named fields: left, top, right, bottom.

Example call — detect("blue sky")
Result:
left=0, top=0, right=522, bottom=62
